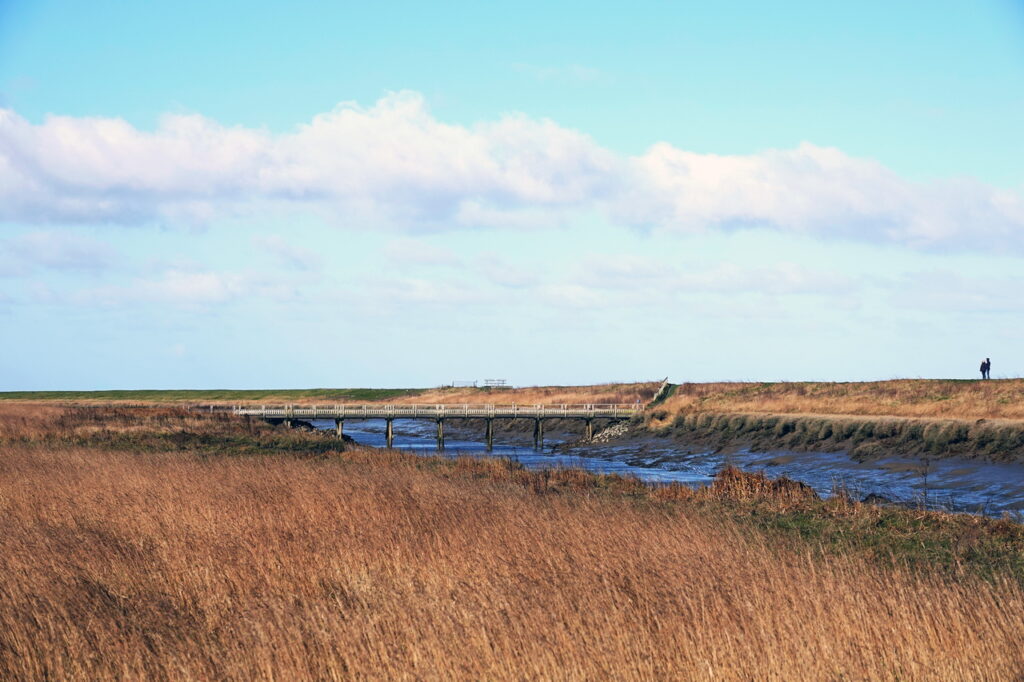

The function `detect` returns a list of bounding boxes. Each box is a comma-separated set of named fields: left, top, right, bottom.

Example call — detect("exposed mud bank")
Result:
left=646, top=412, right=1024, bottom=463
left=443, top=417, right=622, bottom=439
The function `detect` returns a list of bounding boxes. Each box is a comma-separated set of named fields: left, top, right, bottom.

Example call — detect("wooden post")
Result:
left=584, top=418, right=593, bottom=441
left=335, top=419, right=344, bottom=438
left=485, top=418, right=494, bottom=451
left=534, top=418, right=544, bottom=450
left=386, top=419, right=394, bottom=448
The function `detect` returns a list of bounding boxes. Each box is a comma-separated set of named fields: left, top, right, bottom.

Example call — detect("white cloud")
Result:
left=536, top=283, right=606, bottom=308
left=1, top=93, right=1022, bottom=251
left=369, top=275, right=490, bottom=305
left=575, top=255, right=856, bottom=296
left=574, top=254, right=676, bottom=289
left=383, top=238, right=461, bottom=266
left=475, top=253, right=540, bottom=289
left=673, top=262, right=856, bottom=296
left=0, top=230, right=116, bottom=275
left=889, top=270, right=1024, bottom=314
left=619, top=143, right=1024, bottom=250
left=253, top=235, right=323, bottom=270
left=71, top=269, right=303, bottom=307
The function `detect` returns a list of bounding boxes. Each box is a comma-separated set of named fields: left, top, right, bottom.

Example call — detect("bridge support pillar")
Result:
left=485, top=419, right=494, bottom=451
left=584, top=418, right=593, bottom=441
left=283, top=419, right=293, bottom=429
left=334, top=419, right=344, bottom=438
left=534, top=419, right=544, bottom=450
left=435, top=419, right=445, bottom=450
left=385, top=419, right=394, bottom=448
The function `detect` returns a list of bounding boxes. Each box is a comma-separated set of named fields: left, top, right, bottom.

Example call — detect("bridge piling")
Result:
left=234, top=403, right=641, bottom=450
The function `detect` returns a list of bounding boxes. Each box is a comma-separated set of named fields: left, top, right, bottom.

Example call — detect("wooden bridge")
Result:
left=233, top=404, right=642, bottom=450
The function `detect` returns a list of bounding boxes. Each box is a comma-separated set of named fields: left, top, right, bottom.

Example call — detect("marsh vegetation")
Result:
left=1, top=404, right=1023, bottom=679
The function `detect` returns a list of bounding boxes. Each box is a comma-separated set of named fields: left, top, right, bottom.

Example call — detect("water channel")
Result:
left=312, top=419, right=1024, bottom=517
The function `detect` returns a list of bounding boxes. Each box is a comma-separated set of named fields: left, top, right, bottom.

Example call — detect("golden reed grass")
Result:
left=7, top=379, right=1023, bottom=423
left=659, top=379, right=1024, bottom=421
left=389, top=382, right=661, bottom=407
left=2, top=441, right=1023, bottom=680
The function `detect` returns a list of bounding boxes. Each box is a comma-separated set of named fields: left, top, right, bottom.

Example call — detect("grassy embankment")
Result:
left=647, top=379, right=1024, bottom=460
left=6, top=378, right=1024, bottom=457
left=1, top=404, right=1023, bottom=679
left=0, top=382, right=659, bottom=406
left=0, top=387, right=425, bottom=404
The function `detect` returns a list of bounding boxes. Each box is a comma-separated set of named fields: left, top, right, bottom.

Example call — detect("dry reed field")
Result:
left=658, top=379, right=1024, bottom=420
left=386, top=382, right=660, bottom=406
left=2, top=405, right=1024, bottom=680
left=644, top=381, right=1024, bottom=460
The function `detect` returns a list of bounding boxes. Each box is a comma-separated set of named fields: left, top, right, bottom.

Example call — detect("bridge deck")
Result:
left=234, top=404, right=641, bottom=420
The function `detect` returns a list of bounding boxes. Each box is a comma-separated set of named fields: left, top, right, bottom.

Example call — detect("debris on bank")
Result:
left=588, top=421, right=632, bottom=444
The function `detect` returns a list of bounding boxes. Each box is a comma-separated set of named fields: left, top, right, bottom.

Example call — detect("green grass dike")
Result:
left=0, top=387, right=425, bottom=403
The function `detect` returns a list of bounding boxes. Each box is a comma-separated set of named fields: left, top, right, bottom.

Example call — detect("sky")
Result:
left=1, top=0, right=1023, bottom=389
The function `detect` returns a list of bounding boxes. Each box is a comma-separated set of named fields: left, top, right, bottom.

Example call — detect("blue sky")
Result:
left=1, top=0, right=1023, bottom=389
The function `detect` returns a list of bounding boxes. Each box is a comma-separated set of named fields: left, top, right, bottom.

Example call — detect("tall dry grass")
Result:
left=2, top=442, right=1023, bottom=680
left=6, top=379, right=1021, bottom=421
left=659, top=379, right=1024, bottom=420
left=389, top=381, right=661, bottom=406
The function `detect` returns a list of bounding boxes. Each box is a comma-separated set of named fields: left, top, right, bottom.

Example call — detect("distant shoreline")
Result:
left=5, top=379, right=1024, bottom=461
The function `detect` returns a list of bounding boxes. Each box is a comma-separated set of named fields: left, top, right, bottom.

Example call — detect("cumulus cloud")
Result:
left=618, top=143, right=1024, bottom=250
left=1, top=92, right=1022, bottom=250
left=0, top=93, right=615, bottom=228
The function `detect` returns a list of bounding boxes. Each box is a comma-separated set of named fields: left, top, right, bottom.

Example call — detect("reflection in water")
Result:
left=313, top=419, right=1024, bottom=517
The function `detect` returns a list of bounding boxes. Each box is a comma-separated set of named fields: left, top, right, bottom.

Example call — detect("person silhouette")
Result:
left=985, top=358, right=991, bottom=380
left=980, top=359, right=987, bottom=379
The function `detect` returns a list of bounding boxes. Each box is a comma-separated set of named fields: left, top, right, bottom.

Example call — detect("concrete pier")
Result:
left=584, top=418, right=593, bottom=441
left=335, top=419, right=344, bottom=438
left=533, top=418, right=544, bottom=450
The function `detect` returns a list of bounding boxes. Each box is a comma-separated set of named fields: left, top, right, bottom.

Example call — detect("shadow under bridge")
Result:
left=232, top=404, right=643, bottom=450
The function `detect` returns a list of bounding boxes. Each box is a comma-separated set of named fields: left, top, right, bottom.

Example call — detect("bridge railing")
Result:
left=231, top=403, right=643, bottom=419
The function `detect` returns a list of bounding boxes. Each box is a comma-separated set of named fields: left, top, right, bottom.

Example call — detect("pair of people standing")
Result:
left=980, top=358, right=992, bottom=380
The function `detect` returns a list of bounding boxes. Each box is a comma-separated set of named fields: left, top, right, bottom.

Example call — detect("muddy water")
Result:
left=312, top=419, right=1024, bottom=517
